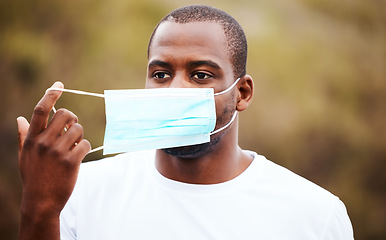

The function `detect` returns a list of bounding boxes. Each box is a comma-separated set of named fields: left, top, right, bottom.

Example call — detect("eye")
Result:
left=192, top=72, right=212, bottom=81
left=153, top=72, right=171, bottom=79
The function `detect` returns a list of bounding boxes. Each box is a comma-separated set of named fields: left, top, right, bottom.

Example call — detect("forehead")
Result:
left=148, top=21, right=230, bottom=65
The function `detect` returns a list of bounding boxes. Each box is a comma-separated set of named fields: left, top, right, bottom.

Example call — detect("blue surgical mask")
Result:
left=47, top=78, right=240, bottom=155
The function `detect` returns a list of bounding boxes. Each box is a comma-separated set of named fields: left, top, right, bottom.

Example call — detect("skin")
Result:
left=17, top=82, right=91, bottom=239
left=17, top=21, right=254, bottom=239
left=147, top=21, right=254, bottom=184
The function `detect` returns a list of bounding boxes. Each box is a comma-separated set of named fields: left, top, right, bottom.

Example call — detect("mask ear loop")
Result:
left=210, top=77, right=240, bottom=135
left=46, top=87, right=105, bottom=154
left=210, top=111, right=238, bottom=135
left=46, top=88, right=105, bottom=98
left=213, top=77, right=240, bottom=96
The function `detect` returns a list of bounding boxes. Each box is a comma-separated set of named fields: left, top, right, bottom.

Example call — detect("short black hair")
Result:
left=147, top=5, right=248, bottom=78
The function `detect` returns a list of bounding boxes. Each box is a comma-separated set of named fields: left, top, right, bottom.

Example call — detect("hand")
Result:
left=17, top=82, right=91, bottom=239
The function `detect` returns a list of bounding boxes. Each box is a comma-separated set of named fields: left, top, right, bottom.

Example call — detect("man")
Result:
left=17, top=5, right=354, bottom=239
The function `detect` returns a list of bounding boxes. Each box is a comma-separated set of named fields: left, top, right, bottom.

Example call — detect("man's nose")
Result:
left=168, top=75, right=192, bottom=88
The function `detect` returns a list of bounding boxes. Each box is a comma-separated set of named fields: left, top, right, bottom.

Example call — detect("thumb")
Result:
left=17, top=116, right=30, bottom=156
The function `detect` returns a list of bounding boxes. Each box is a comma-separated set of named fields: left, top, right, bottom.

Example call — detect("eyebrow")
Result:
left=148, top=59, right=221, bottom=70
left=148, top=60, right=172, bottom=69
left=188, top=60, right=221, bottom=69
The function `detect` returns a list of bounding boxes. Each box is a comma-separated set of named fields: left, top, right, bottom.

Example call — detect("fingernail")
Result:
left=52, top=81, right=64, bottom=88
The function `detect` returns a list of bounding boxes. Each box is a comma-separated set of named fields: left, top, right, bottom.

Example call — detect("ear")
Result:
left=236, top=75, right=254, bottom=112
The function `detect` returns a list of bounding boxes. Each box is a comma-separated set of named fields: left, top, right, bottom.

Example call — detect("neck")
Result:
left=154, top=119, right=253, bottom=184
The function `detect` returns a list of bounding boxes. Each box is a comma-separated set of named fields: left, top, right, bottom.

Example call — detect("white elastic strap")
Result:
left=210, top=111, right=238, bottom=135
left=213, top=77, right=240, bottom=96
left=211, top=78, right=240, bottom=135
left=46, top=87, right=105, bottom=98
left=88, top=146, right=104, bottom=154
left=46, top=87, right=104, bottom=154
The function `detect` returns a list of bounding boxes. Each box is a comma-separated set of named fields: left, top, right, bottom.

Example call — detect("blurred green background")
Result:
left=1, top=0, right=385, bottom=239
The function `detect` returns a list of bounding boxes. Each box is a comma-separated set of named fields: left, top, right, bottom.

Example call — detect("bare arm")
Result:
left=17, top=82, right=91, bottom=240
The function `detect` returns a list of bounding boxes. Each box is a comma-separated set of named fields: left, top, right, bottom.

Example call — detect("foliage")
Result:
left=1, top=0, right=385, bottom=239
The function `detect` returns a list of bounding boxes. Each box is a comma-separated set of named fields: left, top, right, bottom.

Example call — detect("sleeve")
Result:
left=322, top=199, right=354, bottom=240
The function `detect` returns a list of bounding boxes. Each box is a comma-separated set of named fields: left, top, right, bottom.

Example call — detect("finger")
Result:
left=46, top=108, right=78, bottom=138
left=71, top=139, right=91, bottom=163
left=29, top=82, right=64, bottom=137
left=17, top=116, right=30, bottom=155
left=57, top=123, right=84, bottom=150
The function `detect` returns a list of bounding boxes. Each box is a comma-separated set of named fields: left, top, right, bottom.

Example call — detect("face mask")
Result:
left=47, top=78, right=240, bottom=155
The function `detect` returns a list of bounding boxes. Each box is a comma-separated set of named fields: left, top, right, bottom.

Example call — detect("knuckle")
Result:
left=55, top=108, right=67, bottom=116
left=23, top=137, right=35, bottom=149
left=60, top=154, right=78, bottom=168
left=72, top=123, right=83, bottom=132
left=36, top=138, right=52, bottom=153
left=51, top=144, right=64, bottom=156
left=55, top=108, right=78, bottom=123
left=78, top=139, right=91, bottom=152
left=34, top=104, right=49, bottom=116
left=68, top=123, right=84, bottom=139
left=55, top=108, right=70, bottom=118
left=69, top=112, right=78, bottom=123
left=60, top=154, right=71, bottom=163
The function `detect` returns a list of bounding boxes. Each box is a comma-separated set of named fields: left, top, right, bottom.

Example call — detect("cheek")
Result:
left=145, top=79, right=151, bottom=88
left=145, top=78, right=159, bottom=89
left=214, top=93, right=236, bottom=125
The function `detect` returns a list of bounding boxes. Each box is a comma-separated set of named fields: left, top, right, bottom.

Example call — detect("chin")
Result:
left=162, top=136, right=221, bottom=159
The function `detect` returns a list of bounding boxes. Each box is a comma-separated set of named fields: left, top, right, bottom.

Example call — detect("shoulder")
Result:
left=246, top=151, right=353, bottom=238
left=249, top=151, right=337, bottom=200
left=246, top=151, right=348, bottom=217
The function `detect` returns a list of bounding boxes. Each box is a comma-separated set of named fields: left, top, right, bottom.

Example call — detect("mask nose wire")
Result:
left=46, top=87, right=105, bottom=154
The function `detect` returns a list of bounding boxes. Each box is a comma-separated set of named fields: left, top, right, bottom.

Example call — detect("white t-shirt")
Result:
left=60, top=150, right=354, bottom=239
